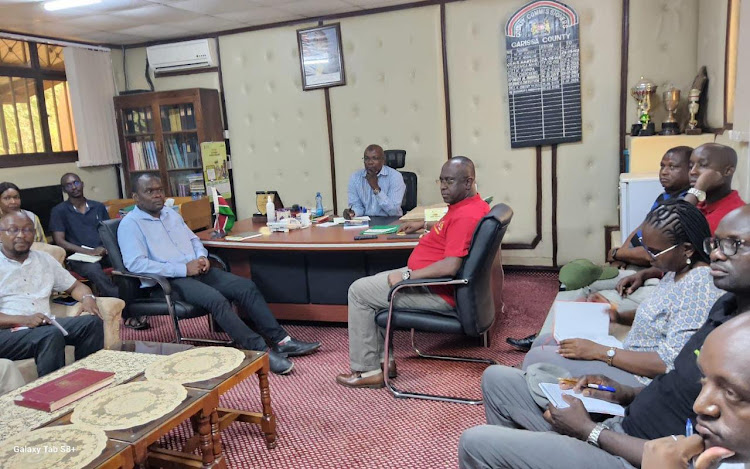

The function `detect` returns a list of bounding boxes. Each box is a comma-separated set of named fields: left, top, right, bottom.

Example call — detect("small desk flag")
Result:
left=211, top=187, right=235, bottom=233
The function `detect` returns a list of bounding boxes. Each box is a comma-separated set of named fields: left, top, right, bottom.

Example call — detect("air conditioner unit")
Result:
left=146, top=39, right=217, bottom=73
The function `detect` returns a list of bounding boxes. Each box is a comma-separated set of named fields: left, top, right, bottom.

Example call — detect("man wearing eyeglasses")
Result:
left=458, top=204, right=750, bottom=469
left=0, top=212, right=104, bottom=377
left=337, top=156, right=489, bottom=388
left=343, top=144, right=406, bottom=220
left=49, top=174, right=125, bottom=324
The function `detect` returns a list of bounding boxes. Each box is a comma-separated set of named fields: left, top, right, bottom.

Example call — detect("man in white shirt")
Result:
left=0, top=212, right=103, bottom=377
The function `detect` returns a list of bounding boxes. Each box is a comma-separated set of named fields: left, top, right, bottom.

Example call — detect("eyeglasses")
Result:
left=0, top=227, right=35, bottom=236
left=642, top=242, right=679, bottom=260
left=703, top=237, right=748, bottom=257
left=436, top=177, right=466, bottom=187
left=363, top=156, right=383, bottom=163
left=63, top=180, right=82, bottom=189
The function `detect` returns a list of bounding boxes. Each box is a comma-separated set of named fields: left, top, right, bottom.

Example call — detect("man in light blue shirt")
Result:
left=118, top=174, right=321, bottom=375
left=343, top=144, right=406, bottom=219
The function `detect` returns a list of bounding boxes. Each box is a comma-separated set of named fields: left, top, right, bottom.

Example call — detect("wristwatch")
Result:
left=606, top=347, right=617, bottom=366
left=587, top=423, right=608, bottom=447
left=610, top=247, right=619, bottom=261
left=82, top=294, right=96, bottom=301
left=373, top=188, right=381, bottom=195
left=401, top=269, right=411, bottom=281
left=687, top=187, right=706, bottom=202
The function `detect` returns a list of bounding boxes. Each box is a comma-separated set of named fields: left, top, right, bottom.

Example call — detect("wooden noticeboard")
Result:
left=505, top=0, right=582, bottom=148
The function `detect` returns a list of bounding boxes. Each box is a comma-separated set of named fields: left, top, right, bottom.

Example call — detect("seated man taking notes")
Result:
left=118, top=174, right=321, bottom=375
left=343, top=144, right=406, bottom=219
left=0, top=212, right=104, bottom=377
left=336, top=156, right=489, bottom=389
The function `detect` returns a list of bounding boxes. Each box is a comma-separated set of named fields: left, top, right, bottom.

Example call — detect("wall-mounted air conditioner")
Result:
left=146, top=39, right=217, bottom=73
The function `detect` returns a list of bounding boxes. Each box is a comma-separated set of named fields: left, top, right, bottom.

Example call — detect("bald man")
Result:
left=458, top=204, right=750, bottom=468
left=337, top=156, right=489, bottom=389
left=642, top=313, right=750, bottom=469
left=685, top=143, right=745, bottom=233
left=344, top=144, right=406, bottom=219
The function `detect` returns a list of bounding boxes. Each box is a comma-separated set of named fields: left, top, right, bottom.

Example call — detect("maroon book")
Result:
left=14, top=368, right=115, bottom=412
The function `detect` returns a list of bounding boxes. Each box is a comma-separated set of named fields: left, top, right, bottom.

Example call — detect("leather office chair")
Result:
left=98, top=218, right=232, bottom=345
left=384, top=149, right=417, bottom=213
left=375, top=203, right=513, bottom=404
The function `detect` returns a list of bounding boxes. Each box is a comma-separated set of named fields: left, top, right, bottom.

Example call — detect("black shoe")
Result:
left=506, top=333, right=538, bottom=352
left=272, top=338, right=321, bottom=357
left=124, top=316, right=150, bottom=330
left=268, top=350, right=294, bottom=375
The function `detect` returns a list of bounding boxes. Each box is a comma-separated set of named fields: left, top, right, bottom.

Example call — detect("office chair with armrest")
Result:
left=384, top=149, right=417, bottom=213
left=375, top=203, right=513, bottom=404
left=98, top=218, right=232, bottom=345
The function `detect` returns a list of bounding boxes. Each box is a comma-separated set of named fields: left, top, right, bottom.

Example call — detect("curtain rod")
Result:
left=0, top=32, right=110, bottom=52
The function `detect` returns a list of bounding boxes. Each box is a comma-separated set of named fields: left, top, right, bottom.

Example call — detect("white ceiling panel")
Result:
left=0, top=0, right=425, bottom=45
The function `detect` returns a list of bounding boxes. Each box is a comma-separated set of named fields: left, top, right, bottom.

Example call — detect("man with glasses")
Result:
left=337, top=156, right=489, bottom=388
left=50, top=173, right=122, bottom=314
left=458, top=204, right=750, bottom=469
left=0, top=212, right=104, bottom=377
left=343, top=144, right=406, bottom=220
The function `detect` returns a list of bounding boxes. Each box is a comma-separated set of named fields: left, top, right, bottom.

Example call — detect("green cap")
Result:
left=559, top=259, right=619, bottom=290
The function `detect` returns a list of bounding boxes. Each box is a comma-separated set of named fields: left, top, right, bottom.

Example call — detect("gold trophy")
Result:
left=630, top=77, right=657, bottom=136
left=685, top=88, right=702, bottom=135
left=661, top=85, right=680, bottom=135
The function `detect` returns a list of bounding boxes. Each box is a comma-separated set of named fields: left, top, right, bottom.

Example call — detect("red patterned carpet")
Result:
left=121, top=269, right=559, bottom=468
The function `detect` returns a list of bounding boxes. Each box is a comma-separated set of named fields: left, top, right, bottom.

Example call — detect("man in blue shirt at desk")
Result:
left=118, top=174, right=321, bottom=375
left=343, top=144, right=406, bottom=219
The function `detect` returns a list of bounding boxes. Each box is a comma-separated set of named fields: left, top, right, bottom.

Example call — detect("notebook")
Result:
left=224, top=231, right=262, bottom=241
left=539, top=382, right=625, bottom=416
left=552, top=301, right=623, bottom=348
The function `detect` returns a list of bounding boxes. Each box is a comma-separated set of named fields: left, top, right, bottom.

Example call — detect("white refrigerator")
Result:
left=619, top=173, right=663, bottom=244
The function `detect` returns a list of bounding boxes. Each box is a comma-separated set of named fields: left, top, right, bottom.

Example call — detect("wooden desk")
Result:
left=199, top=218, right=504, bottom=323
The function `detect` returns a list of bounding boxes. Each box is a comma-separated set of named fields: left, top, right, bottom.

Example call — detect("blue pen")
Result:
left=686, top=418, right=693, bottom=436
left=587, top=384, right=616, bottom=393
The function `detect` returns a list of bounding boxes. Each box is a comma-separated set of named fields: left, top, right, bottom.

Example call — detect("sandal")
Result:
left=124, top=316, right=150, bottom=330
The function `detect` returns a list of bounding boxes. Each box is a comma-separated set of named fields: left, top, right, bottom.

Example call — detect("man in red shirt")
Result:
left=685, top=143, right=745, bottom=234
left=336, top=156, right=490, bottom=389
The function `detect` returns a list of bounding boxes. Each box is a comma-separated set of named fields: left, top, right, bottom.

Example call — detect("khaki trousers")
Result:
left=347, top=268, right=455, bottom=371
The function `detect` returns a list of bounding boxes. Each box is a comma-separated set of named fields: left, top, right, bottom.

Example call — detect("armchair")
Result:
left=376, top=203, right=513, bottom=404
left=98, top=218, right=231, bottom=345
left=384, top=149, right=417, bottom=213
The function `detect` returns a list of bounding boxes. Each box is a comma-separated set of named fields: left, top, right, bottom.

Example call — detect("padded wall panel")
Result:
left=555, top=0, right=621, bottom=263
left=627, top=0, right=699, bottom=128
left=220, top=25, right=334, bottom=219
left=446, top=0, right=543, bottom=249
left=329, top=7, right=448, bottom=213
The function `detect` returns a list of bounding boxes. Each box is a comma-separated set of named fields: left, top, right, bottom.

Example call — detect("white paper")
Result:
left=539, top=382, right=625, bottom=416
left=352, top=216, right=371, bottom=221
left=344, top=224, right=366, bottom=230
left=552, top=301, right=623, bottom=348
left=316, top=222, right=339, bottom=227
left=332, top=217, right=346, bottom=224
left=66, top=252, right=102, bottom=263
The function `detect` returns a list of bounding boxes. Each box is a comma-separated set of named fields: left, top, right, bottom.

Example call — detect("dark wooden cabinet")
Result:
left=113, top=88, right=222, bottom=197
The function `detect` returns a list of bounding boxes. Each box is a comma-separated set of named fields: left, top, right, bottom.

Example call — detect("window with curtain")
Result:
left=0, top=38, right=78, bottom=167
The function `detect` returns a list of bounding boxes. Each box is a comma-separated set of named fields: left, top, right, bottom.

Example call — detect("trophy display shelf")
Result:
left=627, top=134, right=715, bottom=173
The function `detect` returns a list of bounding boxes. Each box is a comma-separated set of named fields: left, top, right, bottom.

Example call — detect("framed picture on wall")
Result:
left=297, top=23, right=346, bottom=90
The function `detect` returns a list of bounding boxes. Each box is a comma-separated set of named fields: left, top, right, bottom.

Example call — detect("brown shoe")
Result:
left=381, top=360, right=397, bottom=379
left=335, top=371, right=384, bottom=389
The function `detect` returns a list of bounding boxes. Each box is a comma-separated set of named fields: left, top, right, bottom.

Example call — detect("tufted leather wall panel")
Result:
left=328, top=7, right=448, bottom=213
left=446, top=0, right=547, bottom=258
left=219, top=24, right=334, bottom=219
left=627, top=0, right=699, bottom=130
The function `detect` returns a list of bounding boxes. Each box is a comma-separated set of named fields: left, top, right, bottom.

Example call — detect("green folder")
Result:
left=360, top=225, right=399, bottom=235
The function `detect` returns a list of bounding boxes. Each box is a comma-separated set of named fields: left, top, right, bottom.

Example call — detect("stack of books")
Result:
left=126, top=140, right=159, bottom=170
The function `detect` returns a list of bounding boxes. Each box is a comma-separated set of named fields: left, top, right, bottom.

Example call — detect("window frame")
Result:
left=0, top=39, right=77, bottom=168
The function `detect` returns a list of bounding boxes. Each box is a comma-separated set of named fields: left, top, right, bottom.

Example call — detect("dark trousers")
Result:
left=169, top=268, right=287, bottom=351
left=68, top=257, right=119, bottom=298
left=0, top=315, right=104, bottom=377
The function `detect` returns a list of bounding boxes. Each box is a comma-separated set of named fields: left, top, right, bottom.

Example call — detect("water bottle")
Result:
left=315, top=192, right=324, bottom=216
left=266, top=195, right=276, bottom=222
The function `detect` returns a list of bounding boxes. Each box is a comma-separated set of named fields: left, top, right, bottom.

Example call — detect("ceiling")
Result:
left=0, top=0, right=420, bottom=46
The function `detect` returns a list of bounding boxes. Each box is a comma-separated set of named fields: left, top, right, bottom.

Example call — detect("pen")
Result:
left=587, top=384, right=616, bottom=393
left=686, top=418, right=693, bottom=436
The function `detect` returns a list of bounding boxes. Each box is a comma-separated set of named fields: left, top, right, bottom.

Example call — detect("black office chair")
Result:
left=375, top=203, right=513, bottom=404
left=98, top=218, right=232, bottom=345
left=384, top=149, right=417, bottom=213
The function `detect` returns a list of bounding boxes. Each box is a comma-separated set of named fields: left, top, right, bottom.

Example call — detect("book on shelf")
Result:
left=14, top=368, right=115, bottom=412
left=185, top=105, right=196, bottom=128
left=129, top=141, right=158, bottom=171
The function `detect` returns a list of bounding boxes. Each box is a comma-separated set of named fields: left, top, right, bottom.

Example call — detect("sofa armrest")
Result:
left=62, top=297, right=124, bottom=350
